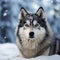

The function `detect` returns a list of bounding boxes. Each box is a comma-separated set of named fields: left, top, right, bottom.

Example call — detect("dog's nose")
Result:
left=29, top=32, right=34, bottom=38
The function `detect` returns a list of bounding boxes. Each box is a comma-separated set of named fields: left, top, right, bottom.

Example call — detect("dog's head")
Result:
left=16, top=7, right=52, bottom=49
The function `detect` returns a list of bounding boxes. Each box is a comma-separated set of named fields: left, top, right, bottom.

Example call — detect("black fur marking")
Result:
left=39, top=7, right=44, bottom=11
left=49, top=37, right=60, bottom=55
left=50, top=41, right=56, bottom=55
left=36, top=7, right=44, bottom=13
left=19, top=13, right=47, bottom=29
left=58, top=40, right=60, bottom=54
left=19, top=19, right=26, bottom=27
left=20, top=7, right=28, bottom=14
left=55, top=38, right=60, bottom=54
left=33, top=14, right=47, bottom=30
left=16, top=25, right=22, bottom=44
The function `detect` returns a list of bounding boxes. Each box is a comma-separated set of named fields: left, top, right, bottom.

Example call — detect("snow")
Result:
left=0, top=43, right=60, bottom=60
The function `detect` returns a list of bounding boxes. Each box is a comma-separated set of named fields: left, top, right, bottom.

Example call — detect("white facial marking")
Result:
left=26, top=20, right=30, bottom=25
left=33, top=27, right=46, bottom=40
left=33, top=20, right=37, bottom=25
left=19, top=27, right=30, bottom=38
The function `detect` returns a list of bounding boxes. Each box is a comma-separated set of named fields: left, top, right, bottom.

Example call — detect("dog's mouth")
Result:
left=28, top=36, right=41, bottom=41
left=28, top=38, right=35, bottom=41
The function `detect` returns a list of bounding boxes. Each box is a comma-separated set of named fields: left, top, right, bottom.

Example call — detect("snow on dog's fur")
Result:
left=16, top=7, right=60, bottom=58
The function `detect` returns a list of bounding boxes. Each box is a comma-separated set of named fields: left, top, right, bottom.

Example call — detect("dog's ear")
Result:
left=36, top=7, right=45, bottom=20
left=18, top=7, right=28, bottom=20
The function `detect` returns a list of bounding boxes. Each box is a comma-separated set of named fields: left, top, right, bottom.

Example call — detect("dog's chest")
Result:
left=20, top=47, right=38, bottom=58
left=20, top=46, right=50, bottom=58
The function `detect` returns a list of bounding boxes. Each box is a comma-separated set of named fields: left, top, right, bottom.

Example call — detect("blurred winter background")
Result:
left=0, top=0, right=60, bottom=43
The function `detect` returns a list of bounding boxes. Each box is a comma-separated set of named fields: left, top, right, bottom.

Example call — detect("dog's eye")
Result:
left=25, top=24, right=30, bottom=27
left=34, top=24, right=39, bottom=27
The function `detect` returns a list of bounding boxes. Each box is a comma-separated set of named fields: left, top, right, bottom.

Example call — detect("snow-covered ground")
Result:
left=0, top=43, right=60, bottom=60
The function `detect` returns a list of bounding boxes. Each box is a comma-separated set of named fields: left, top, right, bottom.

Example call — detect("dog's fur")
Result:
left=16, top=7, right=60, bottom=58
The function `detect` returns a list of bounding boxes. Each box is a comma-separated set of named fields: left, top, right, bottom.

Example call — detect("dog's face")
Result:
left=17, top=7, right=48, bottom=48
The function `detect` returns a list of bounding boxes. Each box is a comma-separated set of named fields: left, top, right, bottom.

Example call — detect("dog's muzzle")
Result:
left=29, top=32, right=34, bottom=38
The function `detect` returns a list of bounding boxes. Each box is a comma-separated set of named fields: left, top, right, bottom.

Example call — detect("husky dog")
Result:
left=16, top=7, right=60, bottom=58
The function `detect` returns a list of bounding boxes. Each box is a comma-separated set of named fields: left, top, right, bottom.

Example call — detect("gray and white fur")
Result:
left=16, top=7, right=60, bottom=58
